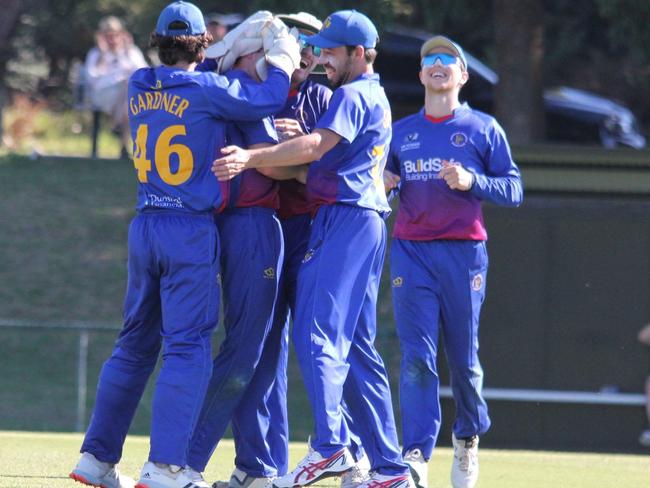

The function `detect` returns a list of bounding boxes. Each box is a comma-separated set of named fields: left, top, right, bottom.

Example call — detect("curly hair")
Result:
left=149, top=30, right=213, bottom=66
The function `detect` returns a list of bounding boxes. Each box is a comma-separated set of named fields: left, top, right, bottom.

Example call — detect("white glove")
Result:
left=256, top=19, right=301, bottom=80
left=205, top=10, right=272, bottom=73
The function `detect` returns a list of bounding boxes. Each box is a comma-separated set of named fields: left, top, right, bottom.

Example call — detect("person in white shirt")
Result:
left=84, top=16, right=147, bottom=154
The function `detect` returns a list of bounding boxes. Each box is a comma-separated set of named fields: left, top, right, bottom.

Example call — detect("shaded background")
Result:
left=1, top=0, right=650, bottom=457
left=1, top=0, right=650, bottom=147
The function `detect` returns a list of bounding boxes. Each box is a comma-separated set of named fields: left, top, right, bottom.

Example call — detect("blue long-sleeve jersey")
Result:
left=128, top=65, right=289, bottom=213
left=387, top=104, right=523, bottom=241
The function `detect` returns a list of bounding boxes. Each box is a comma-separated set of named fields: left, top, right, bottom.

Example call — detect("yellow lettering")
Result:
left=152, top=92, right=162, bottom=110
left=168, top=95, right=180, bottom=114
left=137, top=94, right=146, bottom=112
left=162, top=93, right=172, bottom=112
left=129, top=97, right=138, bottom=116
left=144, top=92, right=154, bottom=110
left=174, top=99, right=189, bottom=118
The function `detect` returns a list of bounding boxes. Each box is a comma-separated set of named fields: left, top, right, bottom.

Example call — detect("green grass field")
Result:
left=0, top=154, right=392, bottom=438
left=1, top=431, right=648, bottom=488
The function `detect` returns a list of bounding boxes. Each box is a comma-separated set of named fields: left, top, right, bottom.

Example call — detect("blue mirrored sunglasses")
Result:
left=422, top=53, right=459, bottom=67
left=298, top=34, right=321, bottom=56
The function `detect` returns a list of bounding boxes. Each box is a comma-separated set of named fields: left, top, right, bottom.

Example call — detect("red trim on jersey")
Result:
left=288, top=89, right=299, bottom=99
left=425, top=113, right=453, bottom=124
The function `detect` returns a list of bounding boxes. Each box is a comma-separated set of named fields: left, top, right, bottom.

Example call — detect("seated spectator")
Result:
left=84, top=16, right=147, bottom=156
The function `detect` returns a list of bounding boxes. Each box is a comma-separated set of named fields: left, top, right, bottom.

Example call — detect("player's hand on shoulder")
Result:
left=383, top=169, right=401, bottom=191
left=212, top=145, right=250, bottom=181
left=275, top=118, right=305, bottom=141
left=439, top=161, right=474, bottom=191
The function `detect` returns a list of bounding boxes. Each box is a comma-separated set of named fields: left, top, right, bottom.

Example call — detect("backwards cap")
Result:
left=156, top=1, right=206, bottom=37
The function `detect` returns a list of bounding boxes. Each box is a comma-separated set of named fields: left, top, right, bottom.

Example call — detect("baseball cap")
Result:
left=156, top=1, right=206, bottom=37
left=420, top=35, right=467, bottom=69
left=276, top=12, right=322, bottom=34
left=307, top=10, right=378, bottom=49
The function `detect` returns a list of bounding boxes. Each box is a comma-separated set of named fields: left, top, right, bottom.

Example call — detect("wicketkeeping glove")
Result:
left=255, top=18, right=301, bottom=80
left=205, top=10, right=272, bottom=74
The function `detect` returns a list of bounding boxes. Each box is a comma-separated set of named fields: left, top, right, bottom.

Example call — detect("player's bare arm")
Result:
left=213, top=128, right=340, bottom=181
left=257, top=164, right=309, bottom=181
left=439, top=162, right=474, bottom=191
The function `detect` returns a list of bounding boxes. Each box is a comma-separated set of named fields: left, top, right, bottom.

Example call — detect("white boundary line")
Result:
left=439, top=386, right=646, bottom=406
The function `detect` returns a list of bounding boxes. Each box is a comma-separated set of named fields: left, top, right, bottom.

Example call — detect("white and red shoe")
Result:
left=273, top=446, right=354, bottom=487
left=69, top=452, right=135, bottom=488
left=357, top=472, right=413, bottom=488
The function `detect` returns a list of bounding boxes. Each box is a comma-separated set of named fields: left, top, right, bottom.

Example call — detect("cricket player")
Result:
left=384, top=36, right=523, bottom=488
left=68, top=2, right=299, bottom=488
left=184, top=25, right=285, bottom=487
left=212, top=10, right=412, bottom=488
left=212, top=12, right=368, bottom=488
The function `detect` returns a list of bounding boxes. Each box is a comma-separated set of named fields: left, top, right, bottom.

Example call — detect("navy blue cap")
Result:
left=307, top=10, right=378, bottom=49
left=156, top=1, right=206, bottom=37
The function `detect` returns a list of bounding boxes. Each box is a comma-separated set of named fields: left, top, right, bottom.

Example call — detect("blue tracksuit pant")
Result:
left=81, top=211, right=221, bottom=467
left=390, top=238, right=491, bottom=460
left=227, top=213, right=311, bottom=477
left=293, top=204, right=407, bottom=475
left=187, top=207, right=283, bottom=472
left=228, top=212, right=368, bottom=477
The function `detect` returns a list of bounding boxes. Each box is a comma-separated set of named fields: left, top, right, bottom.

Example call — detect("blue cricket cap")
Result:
left=307, top=10, right=378, bottom=49
left=156, top=1, right=206, bottom=37
left=420, top=35, right=467, bottom=70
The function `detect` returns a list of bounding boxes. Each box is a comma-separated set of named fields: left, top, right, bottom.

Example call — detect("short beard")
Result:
left=329, top=55, right=354, bottom=89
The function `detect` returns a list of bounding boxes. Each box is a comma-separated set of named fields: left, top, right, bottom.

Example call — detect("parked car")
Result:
left=374, top=27, right=647, bottom=149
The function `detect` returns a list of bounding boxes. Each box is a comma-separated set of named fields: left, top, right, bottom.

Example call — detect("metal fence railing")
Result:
left=2, top=318, right=644, bottom=436
left=0, top=318, right=121, bottom=432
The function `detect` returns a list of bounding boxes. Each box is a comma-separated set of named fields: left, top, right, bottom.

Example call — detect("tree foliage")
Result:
left=2, top=0, right=650, bottom=134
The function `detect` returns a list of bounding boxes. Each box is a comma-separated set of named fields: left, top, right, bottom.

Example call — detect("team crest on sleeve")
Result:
left=303, top=249, right=315, bottom=263
left=451, top=132, right=468, bottom=147
left=471, top=273, right=483, bottom=291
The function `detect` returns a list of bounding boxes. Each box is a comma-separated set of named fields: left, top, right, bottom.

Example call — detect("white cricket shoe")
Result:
left=69, top=452, right=135, bottom=488
left=212, top=467, right=275, bottom=488
left=340, top=453, right=371, bottom=488
left=403, top=448, right=427, bottom=488
left=450, top=434, right=479, bottom=488
left=273, top=445, right=354, bottom=487
left=135, top=462, right=209, bottom=488
left=639, top=429, right=650, bottom=447
left=356, top=472, right=413, bottom=488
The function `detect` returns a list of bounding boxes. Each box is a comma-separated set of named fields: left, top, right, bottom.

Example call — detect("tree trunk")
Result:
left=0, top=0, right=25, bottom=147
left=493, top=0, right=545, bottom=144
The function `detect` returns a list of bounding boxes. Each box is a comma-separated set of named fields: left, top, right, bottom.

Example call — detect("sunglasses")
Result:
left=298, top=34, right=321, bottom=57
left=422, top=53, right=459, bottom=67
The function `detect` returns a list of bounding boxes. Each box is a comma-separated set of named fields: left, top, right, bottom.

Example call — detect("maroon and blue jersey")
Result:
left=276, top=79, right=332, bottom=219
left=128, top=65, right=289, bottom=213
left=221, top=70, right=280, bottom=209
left=307, top=73, right=391, bottom=214
left=387, top=104, right=523, bottom=241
